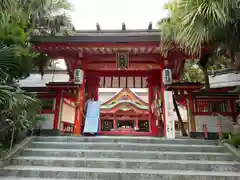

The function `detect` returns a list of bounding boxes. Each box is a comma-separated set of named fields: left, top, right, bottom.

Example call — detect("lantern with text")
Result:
left=116, top=52, right=129, bottom=69
left=74, top=69, right=83, bottom=84
left=162, top=69, right=172, bottom=85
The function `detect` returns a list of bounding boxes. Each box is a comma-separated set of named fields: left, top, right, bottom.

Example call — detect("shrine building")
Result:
left=27, top=24, right=238, bottom=138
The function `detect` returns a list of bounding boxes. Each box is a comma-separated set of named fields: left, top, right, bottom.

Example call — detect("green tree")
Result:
left=159, top=0, right=240, bottom=88
left=181, top=60, right=204, bottom=83
left=0, top=0, right=75, bottom=79
left=0, top=0, right=75, bottom=152
left=0, top=45, right=42, bottom=144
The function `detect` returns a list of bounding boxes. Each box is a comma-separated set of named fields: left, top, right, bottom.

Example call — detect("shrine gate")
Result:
left=31, top=28, right=211, bottom=137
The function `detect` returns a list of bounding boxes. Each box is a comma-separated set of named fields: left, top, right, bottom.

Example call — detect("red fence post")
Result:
left=218, top=120, right=222, bottom=139
left=203, top=120, right=208, bottom=140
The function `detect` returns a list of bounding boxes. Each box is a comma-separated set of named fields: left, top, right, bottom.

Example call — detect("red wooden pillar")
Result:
left=135, top=115, right=139, bottom=129
left=94, top=76, right=99, bottom=101
left=148, top=77, right=156, bottom=135
left=160, top=69, right=167, bottom=137
left=53, top=90, right=61, bottom=129
left=113, top=114, right=117, bottom=129
left=98, top=115, right=102, bottom=131
left=188, top=91, right=196, bottom=132
left=87, top=74, right=99, bottom=101
left=74, top=70, right=85, bottom=135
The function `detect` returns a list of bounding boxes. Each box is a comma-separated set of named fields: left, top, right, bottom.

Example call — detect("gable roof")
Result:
left=101, top=100, right=148, bottom=111
left=101, top=88, right=148, bottom=106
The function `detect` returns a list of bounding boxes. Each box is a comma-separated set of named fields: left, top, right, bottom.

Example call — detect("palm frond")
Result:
left=160, top=0, right=238, bottom=55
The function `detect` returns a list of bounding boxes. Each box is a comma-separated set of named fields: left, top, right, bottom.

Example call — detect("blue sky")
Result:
left=68, top=0, right=169, bottom=30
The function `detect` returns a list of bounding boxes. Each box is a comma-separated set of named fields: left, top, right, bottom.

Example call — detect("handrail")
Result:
left=214, top=113, right=237, bottom=125
left=203, top=123, right=233, bottom=140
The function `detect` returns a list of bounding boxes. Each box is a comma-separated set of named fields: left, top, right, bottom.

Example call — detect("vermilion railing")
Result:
left=203, top=120, right=208, bottom=139
left=218, top=120, right=222, bottom=139
left=203, top=116, right=234, bottom=140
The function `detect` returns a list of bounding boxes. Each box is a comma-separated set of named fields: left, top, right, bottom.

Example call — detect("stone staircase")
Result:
left=0, top=136, right=240, bottom=180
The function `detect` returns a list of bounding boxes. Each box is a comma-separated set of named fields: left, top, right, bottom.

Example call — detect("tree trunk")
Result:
left=198, top=54, right=211, bottom=89
left=172, top=94, right=187, bottom=136
left=200, top=64, right=210, bottom=89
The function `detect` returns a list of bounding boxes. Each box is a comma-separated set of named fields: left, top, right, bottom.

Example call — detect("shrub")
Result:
left=228, top=137, right=240, bottom=148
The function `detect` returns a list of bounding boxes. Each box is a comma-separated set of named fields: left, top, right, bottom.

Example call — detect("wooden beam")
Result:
left=110, top=77, right=113, bottom=88
left=118, top=76, right=120, bottom=87
left=86, top=54, right=160, bottom=63
left=133, top=77, right=135, bottom=88
left=86, top=70, right=158, bottom=77
left=86, top=62, right=161, bottom=71
left=103, top=76, right=106, bottom=87
left=35, top=42, right=160, bottom=48
left=126, top=77, right=128, bottom=88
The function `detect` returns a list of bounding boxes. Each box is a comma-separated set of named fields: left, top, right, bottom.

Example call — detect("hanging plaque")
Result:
left=116, top=52, right=129, bottom=69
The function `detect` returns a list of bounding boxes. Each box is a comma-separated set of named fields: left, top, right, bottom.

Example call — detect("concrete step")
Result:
left=11, top=156, right=240, bottom=172
left=30, top=141, right=227, bottom=152
left=0, top=178, right=85, bottom=180
left=21, top=148, right=235, bottom=161
left=35, top=136, right=217, bottom=145
left=1, top=165, right=240, bottom=179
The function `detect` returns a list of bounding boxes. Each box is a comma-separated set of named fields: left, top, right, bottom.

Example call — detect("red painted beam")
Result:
left=86, top=70, right=157, bottom=77
left=86, top=54, right=161, bottom=63
left=34, top=42, right=160, bottom=48
left=86, top=62, right=160, bottom=71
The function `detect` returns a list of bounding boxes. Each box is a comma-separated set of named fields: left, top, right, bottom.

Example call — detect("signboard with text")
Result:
left=164, top=90, right=175, bottom=139
left=116, top=52, right=129, bottom=69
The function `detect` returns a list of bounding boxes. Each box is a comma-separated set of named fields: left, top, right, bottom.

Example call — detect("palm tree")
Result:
left=0, top=0, right=75, bottom=36
left=159, top=0, right=240, bottom=88
left=0, top=0, right=75, bottom=77
left=26, top=0, right=74, bottom=35
left=0, top=44, right=41, bottom=146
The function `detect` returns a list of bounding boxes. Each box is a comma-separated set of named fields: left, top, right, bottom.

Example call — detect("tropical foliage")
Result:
left=159, top=0, right=240, bottom=86
left=181, top=60, right=204, bottom=83
left=0, top=0, right=74, bottom=154
left=0, top=45, right=42, bottom=155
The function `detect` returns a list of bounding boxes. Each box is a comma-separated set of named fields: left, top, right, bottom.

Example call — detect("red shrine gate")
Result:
left=31, top=29, right=211, bottom=136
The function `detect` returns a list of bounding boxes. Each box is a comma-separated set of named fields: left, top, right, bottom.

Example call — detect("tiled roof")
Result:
left=18, top=73, right=69, bottom=87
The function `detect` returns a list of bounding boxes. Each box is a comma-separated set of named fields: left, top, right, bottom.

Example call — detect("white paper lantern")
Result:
left=162, top=69, right=172, bottom=85
left=74, top=69, right=83, bottom=84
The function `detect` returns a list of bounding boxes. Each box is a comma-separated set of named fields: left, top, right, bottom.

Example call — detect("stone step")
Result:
left=11, top=156, right=240, bottom=172
left=34, top=136, right=217, bottom=145
left=1, top=166, right=240, bottom=180
left=21, top=148, right=235, bottom=161
left=30, top=141, right=227, bottom=152
left=0, top=178, right=85, bottom=180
